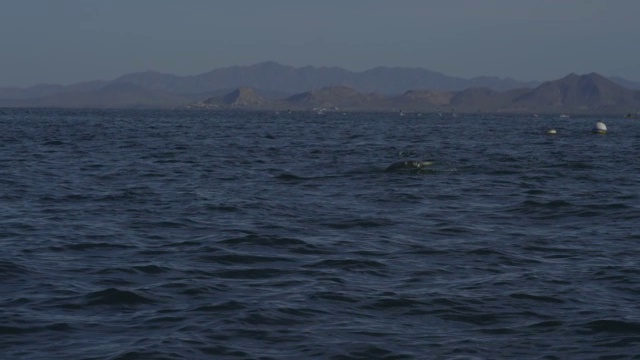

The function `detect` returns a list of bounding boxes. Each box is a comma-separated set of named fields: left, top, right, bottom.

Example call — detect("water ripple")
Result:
left=2, top=110, right=640, bottom=359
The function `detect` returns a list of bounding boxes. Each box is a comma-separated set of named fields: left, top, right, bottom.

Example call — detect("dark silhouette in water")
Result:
left=385, top=160, right=434, bottom=172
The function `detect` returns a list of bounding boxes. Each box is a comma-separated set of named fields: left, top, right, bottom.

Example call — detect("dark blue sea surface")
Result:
left=2, top=108, right=640, bottom=359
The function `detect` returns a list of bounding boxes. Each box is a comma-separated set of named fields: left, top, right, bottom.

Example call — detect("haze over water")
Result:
left=2, top=109, right=640, bottom=359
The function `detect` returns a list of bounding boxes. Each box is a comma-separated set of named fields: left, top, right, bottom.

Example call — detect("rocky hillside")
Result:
left=203, top=87, right=269, bottom=108
left=196, top=73, right=639, bottom=114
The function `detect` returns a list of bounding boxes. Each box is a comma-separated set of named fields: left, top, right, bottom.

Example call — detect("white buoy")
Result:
left=592, top=121, right=607, bottom=134
left=547, top=129, right=557, bottom=135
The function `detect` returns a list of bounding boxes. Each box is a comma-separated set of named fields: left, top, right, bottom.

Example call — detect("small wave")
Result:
left=1, top=221, right=37, bottom=235
left=309, top=291, right=361, bottom=303
left=159, top=240, right=203, bottom=248
left=510, top=199, right=631, bottom=220
left=132, top=265, right=170, bottom=274
left=275, top=172, right=308, bottom=181
left=581, top=319, right=640, bottom=334
left=49, top=242, right=134, bottom=252
left=199, top=253, right=292, bottom=265
left=427, top=297, right=463, bottom=307
left=304, top=258, right=388, bottom=275
left=562, top=161, right=596, bottom=170
left=238, top=309, right=314, bottom=326
left=487, top=169, right=522, bottom=176
left=83, top=288, right=155, bottom=306
left=589, top=202, right=633, bottom=210
left=0, top=325, right=33, bottom=335
left=199, top=346, right=248, bottom=357
left=0, top=260, right=30, bottom=278
left=335, top=345, right=414, bottom=360
left=42, top=140, right=66, bottom=146
left=508, top=199, right=576, bottom=219
left=466, top=247, right=507, bottom=256
left=522, top=199, right=574, bottom=210
left=528, top=320, right=564, bottom=328
left=218, top=234, right=310, bottom=248
left=38, top=193, right=93, bottom=202
left=0, top=322, right=72, bottom=335
left=433, top=223, right=476, bottom=235
left=214, top=268, right=292, bottom=279
left=128, top=220, right=188, bottom=229
left=205, top=204, right=241, bottom=212
left=509, top=292, right=564, bottom=304
left=361, top=296, right=426, bottom=311
left=322, top=217, right=394, bottom=229
left=439, top=312, right=503, bottom=326
left=107, top=350, right=185, bottom=360
left=193, top=300, right=246, bottom=312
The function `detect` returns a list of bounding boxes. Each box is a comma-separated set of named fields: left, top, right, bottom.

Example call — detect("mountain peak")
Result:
left=514, top=71, right=637, bottom=111
left=559, top=72, right=580, bottom=81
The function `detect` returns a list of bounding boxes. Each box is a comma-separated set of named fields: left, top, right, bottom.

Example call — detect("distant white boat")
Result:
left=559, top=114, right=570, bottom=118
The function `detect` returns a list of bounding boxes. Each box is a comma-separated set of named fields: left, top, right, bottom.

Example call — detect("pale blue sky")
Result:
left=1, top=0, right=639, bottom=87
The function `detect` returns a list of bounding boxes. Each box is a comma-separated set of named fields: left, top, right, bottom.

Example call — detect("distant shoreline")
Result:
left=1, top=106, right=636, bottom=119
left=1, top=62, right=639, bottom=115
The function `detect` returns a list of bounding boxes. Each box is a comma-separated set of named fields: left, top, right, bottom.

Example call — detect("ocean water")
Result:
left=1, top=109, right=640, bottom=359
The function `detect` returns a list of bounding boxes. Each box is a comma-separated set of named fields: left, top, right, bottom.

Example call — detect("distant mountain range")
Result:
left=1, top=61, right=640, bottom=114
left=201, top=73, right=640, bottom=115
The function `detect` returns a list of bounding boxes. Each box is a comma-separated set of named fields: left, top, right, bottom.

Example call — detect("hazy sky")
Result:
left=1, top=0, right=639, bottom=87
